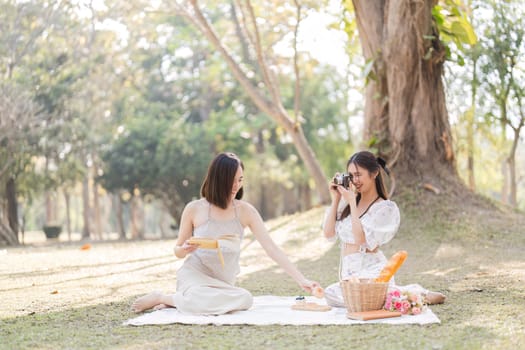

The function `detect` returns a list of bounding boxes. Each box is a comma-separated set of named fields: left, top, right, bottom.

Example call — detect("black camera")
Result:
left=333, top=173, right=353, bottom=188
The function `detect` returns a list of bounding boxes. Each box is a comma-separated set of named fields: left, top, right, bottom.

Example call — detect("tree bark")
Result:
left=130, top=193, right=144, bottom=239
left=115, top=193, right=126, bottom=239
left=501, top=160, right=509, bottom=204
left=92, top=164, right=102, bottom=240
left=81, top=174, right=91, bottom=239
left=467, top=56, right=478, bottom=191
left=507, top=126, right=522, bottom=207
left=353, top=0, right=456, bottom=184
left=0, top=220, right=18, bottom=245
left=6, top=177, right=19, bottom=242
left=64, top=189, right=72, bottom=241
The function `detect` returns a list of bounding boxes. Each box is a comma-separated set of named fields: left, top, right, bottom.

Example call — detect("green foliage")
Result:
left=433, top=1, right=477, bottom=49
left=432, top=1, right=477, bottom=66
left=155, top=122, right=212, bottom=204
left=99, top=117, right=167, bottom=195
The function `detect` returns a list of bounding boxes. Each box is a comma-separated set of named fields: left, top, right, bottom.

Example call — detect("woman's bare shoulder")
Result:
left=235, top=199, right=256, bottom=210
left=184, top=198, right=208, bottom=212
left=235, top=200, right=260, bottom=218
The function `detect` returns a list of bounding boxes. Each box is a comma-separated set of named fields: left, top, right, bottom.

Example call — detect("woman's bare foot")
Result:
left=153, top=303, right=169, bottom=311
left=131, top=291, right=164, bottom=313
left=425, top=291, right=446, bottom=305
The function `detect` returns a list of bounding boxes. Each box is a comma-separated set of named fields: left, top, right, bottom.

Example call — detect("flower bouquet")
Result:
left=384, top=288, right=427, bottom=315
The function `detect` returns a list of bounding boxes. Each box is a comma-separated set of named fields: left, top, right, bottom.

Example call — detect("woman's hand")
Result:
left=298, top=278, right=321, bottom=294
left=336, top=182, right=357, bottom=205
left=181, top=240, right=199, bottom=253
left=174, top=240, right=199, bottom=258
left=329, top=173, right=342, bottom=202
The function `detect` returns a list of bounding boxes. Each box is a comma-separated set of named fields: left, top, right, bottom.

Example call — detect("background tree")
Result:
left=477, top=0, right=524, bottom=206
left=172, top=0, right=331, bottom=203
left=345, top=0, right=476, bottom=189
left=0, top=0, right=65, bottom=244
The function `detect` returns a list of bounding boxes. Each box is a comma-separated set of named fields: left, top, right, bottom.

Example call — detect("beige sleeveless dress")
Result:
left=171, top=200, right=253, bottom=315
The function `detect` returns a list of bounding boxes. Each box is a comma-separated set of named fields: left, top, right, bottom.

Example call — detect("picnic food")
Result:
left=374, top=250, right=407, bottom=282
left=187, top=237, right=218, bottom=249
left=312, top=286, right=325, bottom=298
left=291, top=301, right=331, bottom=312
left=187, top=237, right=224, bottom=267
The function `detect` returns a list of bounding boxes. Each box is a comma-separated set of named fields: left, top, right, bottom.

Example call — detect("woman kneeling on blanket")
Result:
left=132, top=152, right=321, bottom=315
left=322, top=150, right=446, bottom=307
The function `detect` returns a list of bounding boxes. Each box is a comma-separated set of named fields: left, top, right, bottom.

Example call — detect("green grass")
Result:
left=2, top=189, right=525, bottom=350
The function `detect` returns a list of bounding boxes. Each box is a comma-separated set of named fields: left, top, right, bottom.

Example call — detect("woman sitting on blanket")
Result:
left=132, top=152, right=321, bottom=315
left=322, top=150, right=446, bottom=307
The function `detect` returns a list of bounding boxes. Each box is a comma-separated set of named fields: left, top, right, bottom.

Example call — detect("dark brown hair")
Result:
left=340, top=151, right=389, bottom=220
left=200, top=152, right=244, bottom=209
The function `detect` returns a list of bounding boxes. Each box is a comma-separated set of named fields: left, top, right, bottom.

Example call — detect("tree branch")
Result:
left=244, top=0, right=281, bottom=103
left=293, top=0, right=302, bottom=125
left=181, top=0, right=279, bottom=119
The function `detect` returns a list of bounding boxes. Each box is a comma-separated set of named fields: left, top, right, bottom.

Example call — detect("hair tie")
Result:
left=377, top=157, right=390, bottom=175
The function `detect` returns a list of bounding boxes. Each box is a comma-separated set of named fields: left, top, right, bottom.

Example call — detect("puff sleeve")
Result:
left=361, top=200, right=400, bottom=250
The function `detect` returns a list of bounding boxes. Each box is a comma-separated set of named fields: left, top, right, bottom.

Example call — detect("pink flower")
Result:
left=384, top=290, right=425, bottom=315
left=394, top=301, right=403, bottom=310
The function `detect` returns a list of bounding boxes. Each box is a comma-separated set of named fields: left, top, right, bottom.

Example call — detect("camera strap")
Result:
left=358, top=196, right=380, bottom=218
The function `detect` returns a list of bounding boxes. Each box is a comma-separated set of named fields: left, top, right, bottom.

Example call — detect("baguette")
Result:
left=374, top=250, right=408, bottom=282
left=291, top=302, right=331, bottom=312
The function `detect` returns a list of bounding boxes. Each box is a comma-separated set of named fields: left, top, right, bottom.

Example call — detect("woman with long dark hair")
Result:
left=322, top=151, right=445, bottom=307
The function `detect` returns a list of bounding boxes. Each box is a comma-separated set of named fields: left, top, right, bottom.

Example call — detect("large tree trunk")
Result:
left=81, top=175, right=91, bottom=239
left=0, top=220, right=18, bottom=246
left=114, top=193, right=126, bottom=239
left=64, top=189, right=72, bottom=241
left=507, top=126, right=521, bottom=207
left=6, top=177, right=19, bottom=243
left=466, top=56, right=478, bottom=191
left=130, top=193, right=144, bottom=239
left=92, top=164, right=102, bottom=240
left=353, top=0, right=456, bottom=184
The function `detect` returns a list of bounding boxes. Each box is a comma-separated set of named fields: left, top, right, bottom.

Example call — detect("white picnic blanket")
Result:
left=123, top=295, right=440, bottom=326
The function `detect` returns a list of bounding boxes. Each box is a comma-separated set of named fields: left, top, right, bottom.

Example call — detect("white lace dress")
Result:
left=324, top=199, right=427, bottom=307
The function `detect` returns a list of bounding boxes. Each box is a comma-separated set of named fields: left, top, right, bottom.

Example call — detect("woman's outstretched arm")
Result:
left=243, top=202, right=319, bottom=293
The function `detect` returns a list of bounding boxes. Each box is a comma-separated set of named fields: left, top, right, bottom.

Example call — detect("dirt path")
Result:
left=2, top=208, right=332, bottom=319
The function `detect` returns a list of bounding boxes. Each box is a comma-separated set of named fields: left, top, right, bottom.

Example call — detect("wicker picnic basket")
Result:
left=340, top=278, right=388, bottom=313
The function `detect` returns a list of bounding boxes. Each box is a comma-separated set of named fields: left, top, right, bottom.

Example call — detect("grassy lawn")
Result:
left=2, top=189, right=525, bottom=349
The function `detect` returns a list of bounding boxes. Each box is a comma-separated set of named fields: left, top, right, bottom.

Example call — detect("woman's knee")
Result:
left=324, top=284, right=345, bottom=308
left=237, top=289, right=253, bottom=309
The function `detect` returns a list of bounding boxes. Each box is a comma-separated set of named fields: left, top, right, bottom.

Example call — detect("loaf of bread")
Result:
left=374, top=250, right=408, bottom=282
left=187, top=237, right=218, bottom=249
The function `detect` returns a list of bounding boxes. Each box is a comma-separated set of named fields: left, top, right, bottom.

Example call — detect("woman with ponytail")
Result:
left=322, top=151, right=445, bottom=307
